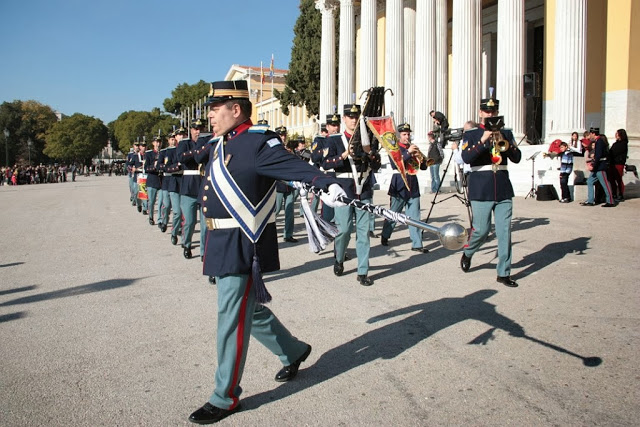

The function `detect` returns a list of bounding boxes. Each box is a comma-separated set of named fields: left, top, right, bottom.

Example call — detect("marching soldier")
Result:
left=126, top=143, right=139, bottom=205
left=273, top=126, right=298, bottom=243
left=131, top=140, right=148, bottom=214
left=380, top=123, right=429, bottom=253
left=460, top=96, right=522, bottom=287
left=156, top=132, right=176, bottom=233
left=322, top=103, right=381, bottom=286
left=311, top=112, right=341, bottom=221
left=144, top=136, right=163, bottom=225
left=165, top=128, right=186, bottom=245
left=188, top=80, right=345, bottom=424
left=172, top=119, right=207, bottom=259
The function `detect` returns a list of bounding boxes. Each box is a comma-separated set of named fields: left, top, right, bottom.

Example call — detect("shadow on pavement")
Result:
left=241, top=290, right=601, bottom=411
left=0, top=285, right=37, bottom=296
left=0, top=311, right=27, bottom=323
left=512, top=236, right=591, bottom=279
left=0, top=262, right=25, bottom=268
left=0, top=278, right=141, bottom=307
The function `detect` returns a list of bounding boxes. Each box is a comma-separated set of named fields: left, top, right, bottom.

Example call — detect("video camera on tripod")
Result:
left=435, top=127, right=464, bottom=148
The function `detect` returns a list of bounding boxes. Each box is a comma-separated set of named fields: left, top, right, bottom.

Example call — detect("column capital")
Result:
left=315, top=0, right=339, bottom=13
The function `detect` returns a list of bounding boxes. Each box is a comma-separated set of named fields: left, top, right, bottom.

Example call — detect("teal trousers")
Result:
left=209, top=274, right=308, bottom=410
left=147, top=187, right=159, bottom=221
left=381, top=196, right=423, bottom=249
left=158, top=189, right=170, bottom=225
left=334, top=199, right=372, bottom=275
left=168, top=191, right=182, bottom=237
left=180, top=195, right=198, bottom=249
left=275, top=191, right=295, bottom=239
left=464, top=199, right=513, bottom=277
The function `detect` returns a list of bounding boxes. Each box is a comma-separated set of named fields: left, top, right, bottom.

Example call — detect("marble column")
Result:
left=338, top=0, right=356, bottom=110
left=384, top=0, right=404, bottom=122
left=358, top=0, right=377, bottom=92
left=403, top=0, right=416, bottom=129
left=316, top=0, right=338, bottom=118
left=451, top=0, right=481, bottom=127
left=435, top=0, right=448, bottom=115
left=496, top=0, right=525, bottom=137
left=549, top=0, right=586, bottom=141
left=414, top=0, right=436, bottom=147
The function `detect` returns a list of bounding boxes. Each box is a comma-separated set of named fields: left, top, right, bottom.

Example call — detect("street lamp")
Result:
left=27, top=138, right=32, bottom=166
left=2, top=129, right=8, bottom=167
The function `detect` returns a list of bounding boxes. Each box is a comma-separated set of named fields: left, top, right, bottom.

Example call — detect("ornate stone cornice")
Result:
left=315, top=0, right=339, bottom=12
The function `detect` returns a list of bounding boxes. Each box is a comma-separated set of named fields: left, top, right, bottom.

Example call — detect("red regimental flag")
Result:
left=366, top=116, right=411, bottom=190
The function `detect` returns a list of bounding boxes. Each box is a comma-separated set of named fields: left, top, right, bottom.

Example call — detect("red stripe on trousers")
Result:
left=227, top=275, right=253, bottom=409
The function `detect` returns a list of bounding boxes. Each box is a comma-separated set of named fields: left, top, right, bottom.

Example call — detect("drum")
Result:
left=137, top=173, right=148, bottom=200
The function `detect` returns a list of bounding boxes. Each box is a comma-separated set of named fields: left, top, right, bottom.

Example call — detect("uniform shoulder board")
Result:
left=159, top=148, right=167, bottom=151
left=249, top=124, right=269, bottom=134
left=463, top=127, right=478, bottom=133
left=207, top=136, right=222, bottom=145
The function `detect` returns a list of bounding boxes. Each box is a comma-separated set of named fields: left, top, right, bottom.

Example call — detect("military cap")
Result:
left=589, top=127, right=600, bottom=135
left=138, top=140, right=147, bottom=146
left=275, top=126, right=287, bottom=135
left=133, top=141, right=140, bottom=146
left=397, top=123, right=412, bottom=133
left=175, top=127, right=188, bottom=135
left=343, top=103, right=361, bottom=117
left=191, top=118, right=206, bottom=129
left=204, top=80, right=250, bottom=106
left=257, top=119, right=269, bottom=126
left=326, top=113, right=340, bottom=125
left=152, top=135, right=162, bottom=142
left=320, top=123, right=327, bottom=133
left=480, top=98, right=500, bottom=112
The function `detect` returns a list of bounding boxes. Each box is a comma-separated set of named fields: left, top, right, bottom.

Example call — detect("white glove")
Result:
left=320, top=183, right=347, bottom=208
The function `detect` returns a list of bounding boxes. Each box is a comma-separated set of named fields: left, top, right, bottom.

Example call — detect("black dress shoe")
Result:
left=275, top=344, right=311, bottom=382
left=344, top=253, right=351, bottom=261
left=137, top=205, right=142, bottom=212
left=149, top=218, right=155, bottom=225
left=188, top=402, right=240, bottom=424
left=160, top=224, right=167, bottom=233
left=357, top=274, right=374, bottom=286
left=368, top=231, right=377, bottom=238
left=184, top=247, right=192, bottom=259
left=411, top=247, right=429, bottom=253
left=142, top=210, right=148, bottom=215
left=602, top=202, right=616, bottom=207
left=283, top=237, right=298, bottom=243
left=381, top=236, right=389, bottom=246
left=497, top=276, right=518, bottom=287
left=333, top=261, right=344, bottom=276
left=208, top=276, right=216, bottom=285
left=580, top=201, right=595, bottom=206
left=171, top=235, right=178, bottom=245
left=460, top=253, right=471, bottom=272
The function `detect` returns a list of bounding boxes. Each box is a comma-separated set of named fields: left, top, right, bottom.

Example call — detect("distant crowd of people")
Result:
left=0, top=161, right=129, bottom=186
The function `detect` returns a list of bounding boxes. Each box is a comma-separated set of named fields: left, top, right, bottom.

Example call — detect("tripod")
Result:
left=424, top=151, right=473, bottom=228
left=525, top=151, right=541, bottom=199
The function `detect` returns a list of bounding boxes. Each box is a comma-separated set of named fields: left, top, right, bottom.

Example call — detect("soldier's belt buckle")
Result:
left=205, top=218, right=216, bottom=230
left=492, top=164, right=498, bottom=173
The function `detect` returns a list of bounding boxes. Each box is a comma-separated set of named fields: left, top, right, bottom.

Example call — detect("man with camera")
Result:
left=459, top=97, right=522, bottom=288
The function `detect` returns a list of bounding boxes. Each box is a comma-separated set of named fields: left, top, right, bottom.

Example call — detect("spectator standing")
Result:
left=608, top=128, right=628, bottom=201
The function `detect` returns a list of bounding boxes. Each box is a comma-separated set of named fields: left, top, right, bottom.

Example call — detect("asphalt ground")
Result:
left=0, top=175, right=638, bottom=426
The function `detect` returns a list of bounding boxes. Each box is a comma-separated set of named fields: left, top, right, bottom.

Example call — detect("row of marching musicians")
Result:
left=125, top=119, right=212, bottom=264
left=122, top=79, right=524, bottom=425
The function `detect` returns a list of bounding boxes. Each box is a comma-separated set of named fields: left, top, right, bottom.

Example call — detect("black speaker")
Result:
left=523, top=72, right=537, bottom=98
left=536, top=184, right=558, bottom=201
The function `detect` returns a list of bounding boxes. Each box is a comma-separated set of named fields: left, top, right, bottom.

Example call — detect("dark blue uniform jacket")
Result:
left=321, top=133, right=378, bottom=200
left=144, top=149, right=162, bottom=189
left=163, top=147, right=182, bottom=193
left=201, top=121, right=338, bottom=278
left=461, top=126, right=521, bottom=201
left=387, top=144, right=426, bottom=200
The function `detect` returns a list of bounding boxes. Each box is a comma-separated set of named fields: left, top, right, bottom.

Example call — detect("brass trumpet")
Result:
left=408, top=145, right=430, bottom=172
left=493, top=130, right=510, bottom=152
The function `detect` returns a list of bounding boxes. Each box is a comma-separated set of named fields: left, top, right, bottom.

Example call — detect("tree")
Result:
left=0, top=100, right=57, bottom=166
left=44, top=114, right=109, bottom=163
left=274, top=0, right=323, bottom=117
left=163, top=80, right=210, bottom=115
left=108, top=109, right=179, bottom=154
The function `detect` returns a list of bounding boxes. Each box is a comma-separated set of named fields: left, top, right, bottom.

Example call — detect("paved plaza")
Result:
left=0, top=175, right=638, bottom=426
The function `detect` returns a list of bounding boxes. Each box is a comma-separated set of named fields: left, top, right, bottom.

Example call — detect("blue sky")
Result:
left=0, top=0, right=300, bottom=124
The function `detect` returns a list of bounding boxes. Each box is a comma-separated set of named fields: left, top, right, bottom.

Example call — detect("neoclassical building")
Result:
left=315, top=0, right=639, bottom=158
